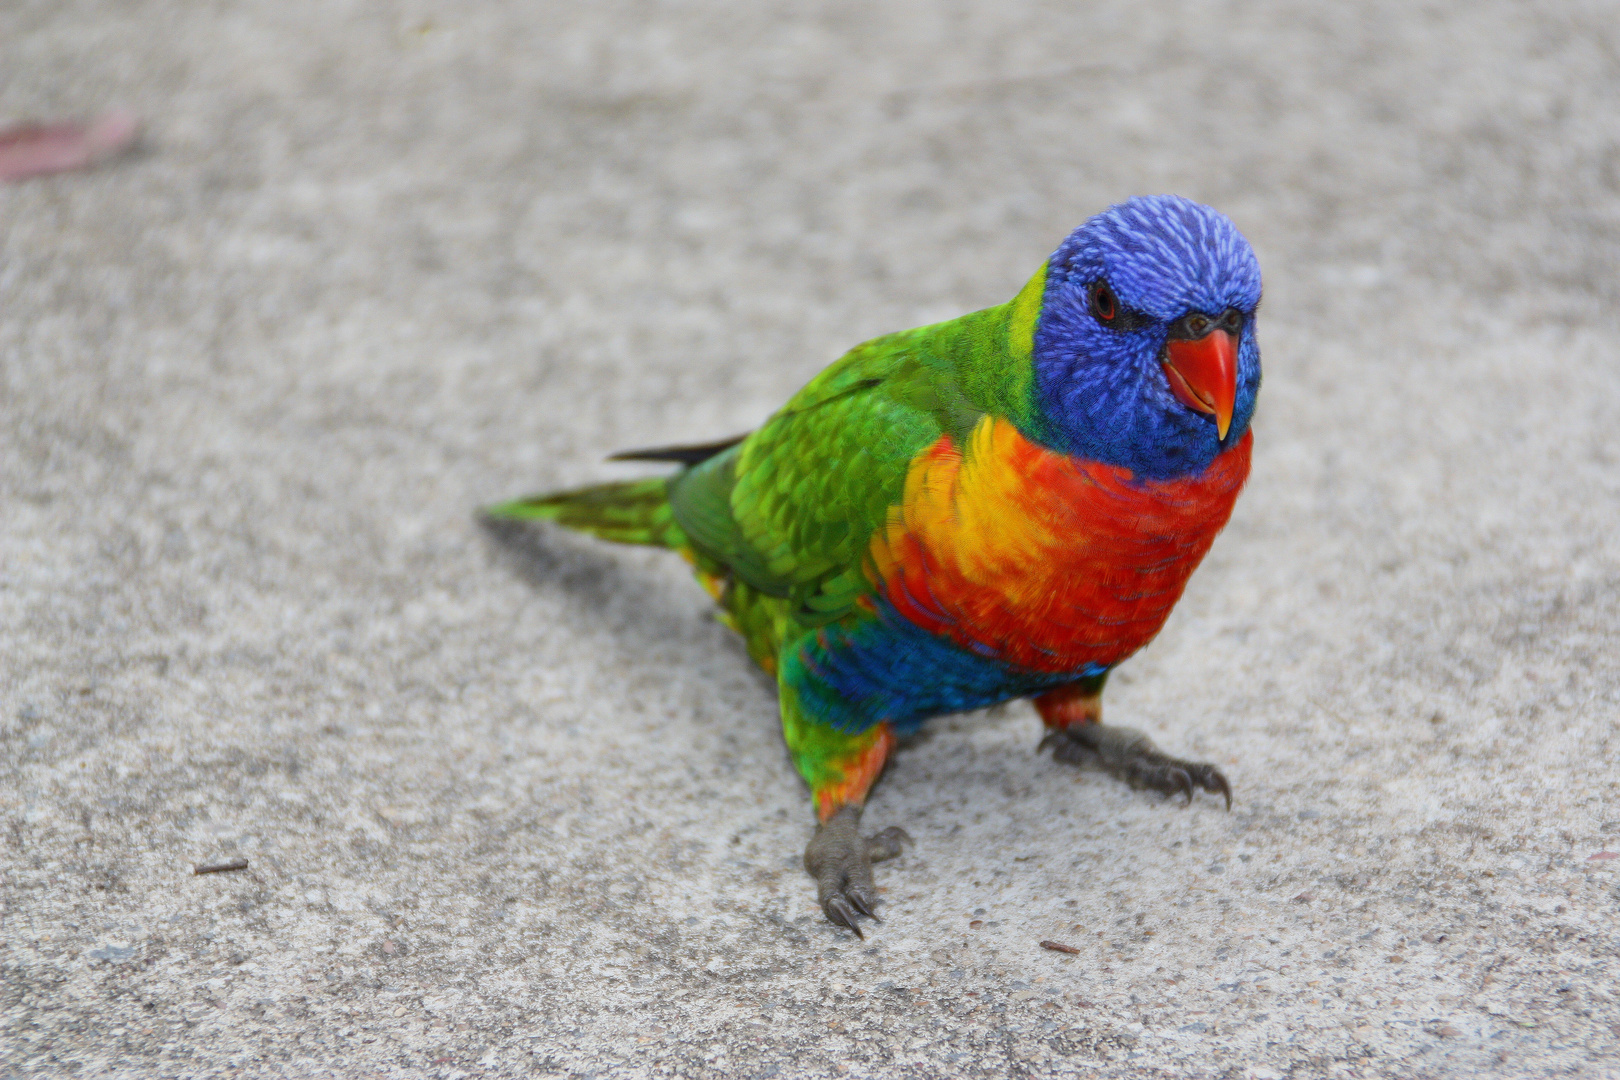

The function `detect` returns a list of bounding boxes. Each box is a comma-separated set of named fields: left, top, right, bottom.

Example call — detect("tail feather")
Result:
left=483, top=477, right=683, bottom=548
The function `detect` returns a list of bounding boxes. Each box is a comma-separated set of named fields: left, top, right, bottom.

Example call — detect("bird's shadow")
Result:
left=477, top=514, right=756, bottom=675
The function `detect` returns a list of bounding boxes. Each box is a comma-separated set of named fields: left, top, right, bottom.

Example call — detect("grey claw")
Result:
left=846, top=889, right=878, bottom=920
left=825, top=895, right=864, bottom=938
left=1169, top=767, right=1193, bottom=804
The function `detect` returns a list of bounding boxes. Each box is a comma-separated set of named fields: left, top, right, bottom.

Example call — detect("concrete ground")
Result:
left=4, top=1, right=1620, bottom=1076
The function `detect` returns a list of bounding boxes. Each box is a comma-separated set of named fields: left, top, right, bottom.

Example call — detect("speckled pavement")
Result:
left=3, top=2, right=1620, bottom=1077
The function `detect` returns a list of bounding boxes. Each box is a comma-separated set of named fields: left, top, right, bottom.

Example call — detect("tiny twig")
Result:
left=194, top=858, right=249, bottom=875
left=1039, top=939, right=1080, bottom=955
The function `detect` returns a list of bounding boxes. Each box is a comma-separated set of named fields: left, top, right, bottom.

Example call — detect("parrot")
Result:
left=486, top=195, right=1262, bottom=936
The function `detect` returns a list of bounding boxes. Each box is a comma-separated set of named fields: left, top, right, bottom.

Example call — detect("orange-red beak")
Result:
left=1163, top=329, right=1238, bottom=440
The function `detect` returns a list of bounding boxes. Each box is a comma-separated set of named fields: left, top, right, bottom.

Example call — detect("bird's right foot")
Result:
left=1041, top=722, right=1231, bottom=809
left=803, top=804, right=911, bottom=937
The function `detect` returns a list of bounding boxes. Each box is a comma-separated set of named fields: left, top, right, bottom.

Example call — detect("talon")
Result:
left=1170, top=767, right=1193, bottom=804
left=1184, top=763, right=1232, bottom=809
left=825, top=895, right=863, bottom=938
left=846, top=890, right=878, bottom=920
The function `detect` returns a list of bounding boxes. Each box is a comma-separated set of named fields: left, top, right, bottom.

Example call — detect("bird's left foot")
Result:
left=803, top=805, right=912, bottom=937
left=1041, top=723, right=1231, bottom=809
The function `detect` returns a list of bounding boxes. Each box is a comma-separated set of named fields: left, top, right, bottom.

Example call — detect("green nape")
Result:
left=482, top=477, right=684, bottom=548
left=948, top=261, right=1045, bottom=430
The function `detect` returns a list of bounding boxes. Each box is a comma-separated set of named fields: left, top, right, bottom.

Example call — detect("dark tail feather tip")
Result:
left=607, top=433, right=748, bottom=467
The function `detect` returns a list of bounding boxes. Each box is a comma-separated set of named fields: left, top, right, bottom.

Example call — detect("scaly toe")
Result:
left=866, top=826, right=912, bottom=863
left=1039, top=727, right=1098, bottom=766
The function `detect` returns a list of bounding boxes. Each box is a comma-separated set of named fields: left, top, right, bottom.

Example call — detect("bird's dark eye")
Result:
left=1086, top=279, right=1152, bottom=331
left=1089, top=281, right=1118, bottom=323
left=1218, top=308, right=1243, bottom=334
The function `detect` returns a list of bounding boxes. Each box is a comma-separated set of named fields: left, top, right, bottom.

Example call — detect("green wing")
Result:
left=668, top=288, right=1037, bottom=624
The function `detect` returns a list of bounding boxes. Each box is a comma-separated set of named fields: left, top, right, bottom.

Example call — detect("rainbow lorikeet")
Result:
left=487, top=195, right=1261, bottom=936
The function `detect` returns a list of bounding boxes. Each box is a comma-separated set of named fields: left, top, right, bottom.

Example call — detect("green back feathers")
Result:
left=664, top=280, right=1044, bottom=623
left=484, top=477, right=685, bottom=548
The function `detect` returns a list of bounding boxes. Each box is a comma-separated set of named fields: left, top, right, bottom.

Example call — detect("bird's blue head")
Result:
left=1029, top=195, right=1262, bottom=481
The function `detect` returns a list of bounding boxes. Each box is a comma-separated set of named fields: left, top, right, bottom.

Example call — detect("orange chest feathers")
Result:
left=865, top=416, right=1252, bottom=674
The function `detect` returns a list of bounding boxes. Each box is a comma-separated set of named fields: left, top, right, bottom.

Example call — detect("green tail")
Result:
left=483, top=477, right=684, bottom=548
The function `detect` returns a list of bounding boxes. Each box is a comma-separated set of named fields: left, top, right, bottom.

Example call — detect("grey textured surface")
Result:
left=4, top=2, right=1620, bottom=1077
